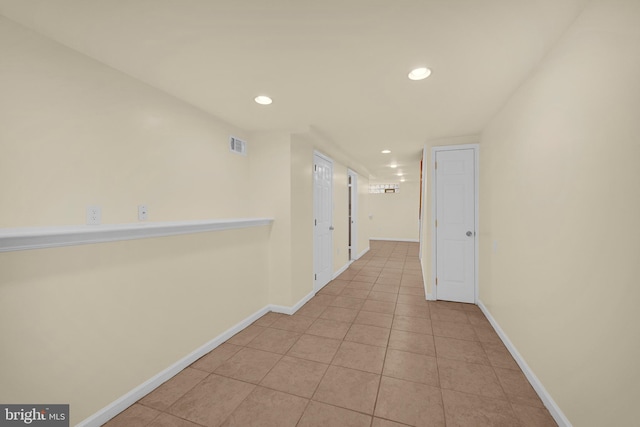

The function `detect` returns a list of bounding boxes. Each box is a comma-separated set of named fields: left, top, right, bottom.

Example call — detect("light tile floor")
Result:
left=104, top=241, right=557, bottom=427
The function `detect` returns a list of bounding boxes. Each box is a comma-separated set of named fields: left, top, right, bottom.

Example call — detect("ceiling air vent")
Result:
left=229, top=136, right=247, bottom=156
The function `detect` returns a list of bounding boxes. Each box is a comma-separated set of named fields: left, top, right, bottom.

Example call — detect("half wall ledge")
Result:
left=0, top=218, right=274, bottom=253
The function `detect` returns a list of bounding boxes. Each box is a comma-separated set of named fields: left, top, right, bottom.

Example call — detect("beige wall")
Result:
left=356, top=174, right=371, bottom=258
left=0, top=12, right=369, bottom=426
left=369, top=179, right=421, bottom=241
left=478, top=0, right=640, bottom=425
left=249, top=130, right=374, bottom=306
left=290, top=135, right=315, bottom=302
left=0, top=17, right=251, bottom=227
left=0, top=18, right=272, bottom=425
left=249, top=131, right=294, bottom=306
left=0, top=229, right=270, bottom=425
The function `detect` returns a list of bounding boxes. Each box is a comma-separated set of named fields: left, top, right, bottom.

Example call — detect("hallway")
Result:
left=104, top=241, right=555, bottom=426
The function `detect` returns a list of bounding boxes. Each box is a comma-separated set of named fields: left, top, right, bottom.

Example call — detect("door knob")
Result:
left=329, top=226, right=335, bottom=231
left=466, top=231, right=473, bottom=237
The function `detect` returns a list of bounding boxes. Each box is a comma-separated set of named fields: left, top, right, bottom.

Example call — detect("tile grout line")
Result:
left=138, top=369, right=212, bottom=426
left=369, top=277, right=396, bottom=423
left=195, top=244, right=417, bottom=426
left=430, top=295, right=448, bottom=427
left=215, top=326, right=287, bottom=427
left=298, top=277, right=374, bottom=421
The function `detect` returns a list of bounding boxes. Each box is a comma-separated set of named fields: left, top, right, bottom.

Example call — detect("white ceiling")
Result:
left=0, top=0, right=587, bottom=182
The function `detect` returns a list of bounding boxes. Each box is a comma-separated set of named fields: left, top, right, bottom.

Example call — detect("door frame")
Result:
left=431, top=144, right=479, bottom=303
left=313, top=150, right=334, bottom=292
left=419, top=149, right=427, bottom=261
left=347, top=169, right=358, bottom=260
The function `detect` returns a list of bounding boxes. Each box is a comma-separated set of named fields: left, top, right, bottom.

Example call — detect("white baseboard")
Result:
left=76, top=306, right=271, bottom=426
left=356, top=246, right=370, bottom=259
left=270, top=290, right=315, bottom=315
left=419, top=261, right=431, bottom=301
left=477, top=301, right=572, bottom=427
left=332, top=262, right=352, bottom=280
left=370, top=238, right=419, bottom=243
left=79, top=292, right=316, bottom=426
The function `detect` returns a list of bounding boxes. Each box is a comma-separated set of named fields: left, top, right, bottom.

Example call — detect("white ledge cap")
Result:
left=0, top=218, right=274, bottom=253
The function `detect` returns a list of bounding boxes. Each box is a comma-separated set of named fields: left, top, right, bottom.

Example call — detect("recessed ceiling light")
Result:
left=397, top=172, right=403, bottom=176
left=390, top=164, right=398, bottom=168
left=400, top=178, right=406, bottom=182
left=381, top=149, right=391, bottom=154
left=254, top=95, right=272, bottom=105
left=408, top=67, right=431, bottom=81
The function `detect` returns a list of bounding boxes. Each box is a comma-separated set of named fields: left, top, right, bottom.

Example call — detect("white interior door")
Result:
left=314, top=153, right=333, bottom=291
left=435, top=148, right=476, bottom=303
left=348, top=169, right=358, bottom=260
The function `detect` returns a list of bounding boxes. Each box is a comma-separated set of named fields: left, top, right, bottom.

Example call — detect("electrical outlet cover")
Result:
left=138, top=205, right=148, bottom=221
left=86, top=206, right=101, bottom=225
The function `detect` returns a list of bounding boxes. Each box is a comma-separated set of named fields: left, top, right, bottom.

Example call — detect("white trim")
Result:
left=430, top=146, right=437, bottom=299
left=347, top=168, right=358, bottom=260
left=370, top=238, right=419, bottom=243
left=76, top=304, right=272, bottom=427
left=419, top=148, right=428, bottom=260
left=478, top=301, right=572, bottom=427
left=0, top=218, right=274, bottom=253
left=332, top=261, right=352, bottom=279
left=420, top=258, right=435, bottom=301
left=356, top=246, right=370, bottom=259
left=313, top=150, right=333, bottom=164
left=270, top=290, right=316, bottom=316
left=79, top=287, right=318, bottom=427
left=473, top=147, right=479, bottom=303
left=431, top=144, right=479, bottom=302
